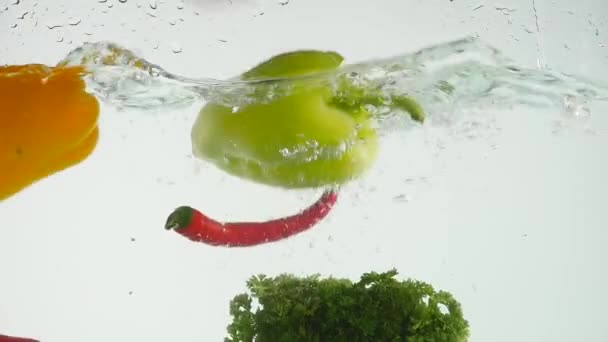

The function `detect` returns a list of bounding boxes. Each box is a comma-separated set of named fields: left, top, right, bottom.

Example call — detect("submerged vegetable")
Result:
left=0, top=64, right=99, bottom=200
left=226, top=269, right=470, bottom=341
left=0, top=334, right=39, bottom=342
left=165, top=190, right=337, bottom=247
left=191, top=50, right=424, bottom=189
left=170, top=50, right=424, bottom=246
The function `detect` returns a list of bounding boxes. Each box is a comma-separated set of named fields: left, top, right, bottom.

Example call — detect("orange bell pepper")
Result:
left=0, top=64, right=100, bottom=200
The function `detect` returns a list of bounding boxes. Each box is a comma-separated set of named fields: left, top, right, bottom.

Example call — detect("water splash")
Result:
left=57, top=36, right=608, bottom=119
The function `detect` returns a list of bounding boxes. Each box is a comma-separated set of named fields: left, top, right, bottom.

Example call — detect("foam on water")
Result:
left=57, top=36, right=608, bottom=119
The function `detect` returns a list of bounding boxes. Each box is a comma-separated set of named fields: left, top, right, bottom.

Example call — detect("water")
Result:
left=3, top=31, right=608, bottom=342
left=58, top=36, right=608, bottom=119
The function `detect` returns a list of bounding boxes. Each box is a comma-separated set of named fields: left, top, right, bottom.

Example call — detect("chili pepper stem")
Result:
left=164, top=206, right=194, bottom=231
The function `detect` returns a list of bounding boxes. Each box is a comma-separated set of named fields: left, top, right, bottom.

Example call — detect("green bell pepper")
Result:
left=191, top=50, right=424, bottom=189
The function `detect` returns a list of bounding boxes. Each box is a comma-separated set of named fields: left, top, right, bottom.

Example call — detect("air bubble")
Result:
left=562, top=95, right=592, bottom=118
left=393, top=194, right=411, bottom=203
left=150, top=67, right=161, bottom=77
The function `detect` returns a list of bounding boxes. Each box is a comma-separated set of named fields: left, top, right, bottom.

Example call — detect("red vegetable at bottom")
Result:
left=165, top=189, right=338, bottom=247
left=0, top=334, right=39, bottom=342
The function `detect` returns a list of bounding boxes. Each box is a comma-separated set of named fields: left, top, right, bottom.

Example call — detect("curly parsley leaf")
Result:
left=225, top=269, right=469, bottom=342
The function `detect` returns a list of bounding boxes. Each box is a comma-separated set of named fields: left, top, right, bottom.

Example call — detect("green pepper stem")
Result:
left=390, top=95, right=425, bottom=123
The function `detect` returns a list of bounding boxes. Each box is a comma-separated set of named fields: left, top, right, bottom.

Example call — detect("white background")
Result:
left=1, top=0, right=607, bottom=341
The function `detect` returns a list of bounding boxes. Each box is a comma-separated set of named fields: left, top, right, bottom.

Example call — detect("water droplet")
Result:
left=523, top=25, right=535, bottom=33
left=495, top=5, right=517, bottom=14
left=68, top=18, right=81, bottom=25
left=17, top=11, right=28, bottom=19
left=438, top=303, right=450, bottom=315
left=168, top=18, right=177, bottom=25
left=600, top=43, right=606, bottom=48
left=98, top=0, right=107, bottom=2
left=170, top=43, right=182, bottom=53
left=10, top=23, right=17, bottom=28
left=108, top=3, right=113, bottom=8
left=148, top=0, right=157, bottom=9
left=46, top=22, right=62, bottom=29
left=177, top=1, right=184, bottom=9
left=12, top=0, right=20, bottom=5
left=119, top=0, right=127, bottom=2
left=56, top=36, right=63, bottom=42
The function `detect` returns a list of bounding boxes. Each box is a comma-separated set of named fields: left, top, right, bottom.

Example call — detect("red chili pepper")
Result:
left=0, top=334, right=39, bottom=342
left=165, top=190, right=338, bottom=247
